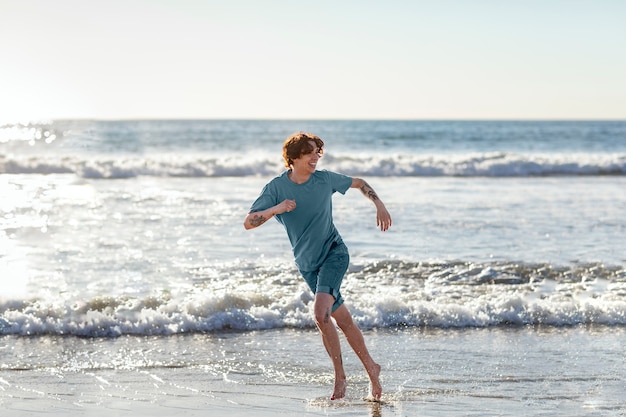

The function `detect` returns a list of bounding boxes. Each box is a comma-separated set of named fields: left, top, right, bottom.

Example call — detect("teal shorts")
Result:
left=299, top=241, right=349, bottom=312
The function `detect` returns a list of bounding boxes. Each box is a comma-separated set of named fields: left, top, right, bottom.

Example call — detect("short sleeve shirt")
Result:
left=249, top=170, right=353, bottom=271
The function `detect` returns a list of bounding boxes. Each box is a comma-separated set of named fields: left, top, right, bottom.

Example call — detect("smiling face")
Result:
left=282, top=132, right=324, bottom=167
left=291, top=140, right=322, bottom=174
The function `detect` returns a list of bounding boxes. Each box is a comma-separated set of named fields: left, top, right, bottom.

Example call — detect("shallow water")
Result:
left=1, top=120, right=625, bottom=415
left=2, top=175, right=625, bottom=336
left=1, top=326, right=624, bottom=416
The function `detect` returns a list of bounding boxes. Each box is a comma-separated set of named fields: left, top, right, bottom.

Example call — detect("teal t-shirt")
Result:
left=249, top=170, right=353, bottom=271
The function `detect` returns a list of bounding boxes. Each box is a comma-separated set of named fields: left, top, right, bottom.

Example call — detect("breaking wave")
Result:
left=1, top=261, right=624, bottom=337
left=1, top=152, right=625, bottom=178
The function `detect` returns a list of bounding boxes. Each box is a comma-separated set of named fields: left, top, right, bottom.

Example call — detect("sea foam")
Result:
left=1, top=261, right=624, bottom=337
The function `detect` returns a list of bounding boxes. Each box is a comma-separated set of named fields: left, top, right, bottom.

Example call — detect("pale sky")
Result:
left=1, top=0, right=625, bottom=121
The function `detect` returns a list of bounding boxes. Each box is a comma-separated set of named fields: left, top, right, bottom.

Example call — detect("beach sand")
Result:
left=1, top=326, right=624, bottom=416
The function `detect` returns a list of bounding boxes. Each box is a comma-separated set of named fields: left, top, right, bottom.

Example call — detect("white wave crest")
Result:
left=1, top=262, right=624, bottom=337
left=1, top=152, right=625, bottom=178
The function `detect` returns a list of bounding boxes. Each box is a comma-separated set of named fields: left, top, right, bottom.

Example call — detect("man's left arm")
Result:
left=351, top=178, right=392, bottom=231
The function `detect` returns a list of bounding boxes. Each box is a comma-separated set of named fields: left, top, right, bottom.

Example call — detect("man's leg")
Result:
left=332, top=304, right=382, bottom=400
left=314, top=292, right=347, bottom=400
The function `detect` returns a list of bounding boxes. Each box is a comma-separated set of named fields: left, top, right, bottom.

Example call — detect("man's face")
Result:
left=292, top=140, right=322, bottom=173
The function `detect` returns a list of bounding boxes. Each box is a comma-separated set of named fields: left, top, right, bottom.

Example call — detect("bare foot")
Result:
left=330, top=377, right=347, bottom=400
left=368, top=362, right=382, bottom=401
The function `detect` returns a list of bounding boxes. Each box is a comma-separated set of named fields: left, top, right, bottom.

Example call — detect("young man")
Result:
left=243, top=132, right=392, bottom=401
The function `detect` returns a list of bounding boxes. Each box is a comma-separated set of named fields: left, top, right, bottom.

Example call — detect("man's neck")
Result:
left=288, top=169, right=312, bottom=184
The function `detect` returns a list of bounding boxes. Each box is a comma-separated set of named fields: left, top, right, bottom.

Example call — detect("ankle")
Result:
left=335, top=371, right=346, bottom=380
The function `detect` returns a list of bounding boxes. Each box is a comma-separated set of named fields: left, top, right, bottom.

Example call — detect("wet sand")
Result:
left=1, top=326, right=624, bottom=416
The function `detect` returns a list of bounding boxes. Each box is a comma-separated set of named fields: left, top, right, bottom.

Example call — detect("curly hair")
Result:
left=282, top=132, right=324, bottom=168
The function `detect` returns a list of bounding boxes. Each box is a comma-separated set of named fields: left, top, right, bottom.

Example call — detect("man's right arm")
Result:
left=243, top=199, right=296, bottom=230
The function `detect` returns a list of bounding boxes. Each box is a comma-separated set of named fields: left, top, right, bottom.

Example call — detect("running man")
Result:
left=243, top=132, right=392, bottom=401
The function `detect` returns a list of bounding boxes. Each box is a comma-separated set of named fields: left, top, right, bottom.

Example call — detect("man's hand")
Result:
left=244, top=199, right=296, bottom=230
left=376, top=206, right=392, bottom=231
left=351, top=178, right=392, bottom=232
left=276, top=199, right=296, bottom=214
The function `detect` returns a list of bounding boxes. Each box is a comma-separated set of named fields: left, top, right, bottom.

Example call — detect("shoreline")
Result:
left=1, top=326, right=624, bottom=416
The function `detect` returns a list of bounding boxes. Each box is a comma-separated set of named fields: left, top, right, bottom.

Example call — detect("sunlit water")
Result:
left=1, top=120, right=625, bottom=415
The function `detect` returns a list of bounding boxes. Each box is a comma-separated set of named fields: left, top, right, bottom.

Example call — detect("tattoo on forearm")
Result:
left=249, top=214, right=267, bottom=227
left=360, top=182, right=380, bottom=202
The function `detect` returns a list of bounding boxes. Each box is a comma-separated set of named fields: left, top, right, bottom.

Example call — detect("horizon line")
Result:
left=3, top=117, right=626, bottom=124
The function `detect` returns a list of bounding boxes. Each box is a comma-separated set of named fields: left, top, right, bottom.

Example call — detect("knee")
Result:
left=313, top=293, right=336, bottom=327
left=332, top=308, right=357, bottom=333
left=336, top=319, right=354, bottom=333
left=314, top=306, right=333, bottom=328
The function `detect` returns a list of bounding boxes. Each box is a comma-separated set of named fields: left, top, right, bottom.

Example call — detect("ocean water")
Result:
left=1, top=120, right=625, bottom=415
